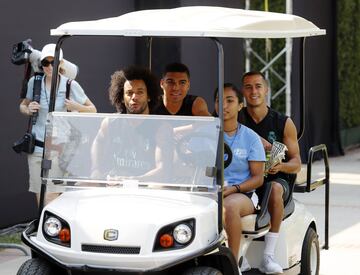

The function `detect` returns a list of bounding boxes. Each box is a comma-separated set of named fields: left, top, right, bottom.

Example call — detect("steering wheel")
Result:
left=175, top=132, right=216, bottom=166
left=224, top=143, right=232, bottom=168
left=175, top=133, right=233, bottom=169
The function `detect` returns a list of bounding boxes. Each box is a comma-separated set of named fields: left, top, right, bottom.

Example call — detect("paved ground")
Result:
left=1, top=147, right=359, bottom=274
left=294, top=146, right=360, bottom=275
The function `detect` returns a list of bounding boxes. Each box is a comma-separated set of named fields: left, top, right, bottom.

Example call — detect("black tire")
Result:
left=182, top=266, right=223, bottom=275
left=300, top=227, right=320, bottom=275
left=17, top=258, right=54, bottom=275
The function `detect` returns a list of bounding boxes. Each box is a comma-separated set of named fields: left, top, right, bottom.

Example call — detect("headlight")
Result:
left=153, top=219, right=195, bottom=251
left=42, top=211, right=71, bottom=247
left=173, top=224, right=192, bottom=244
left=44, top=217, right=62, bottom=237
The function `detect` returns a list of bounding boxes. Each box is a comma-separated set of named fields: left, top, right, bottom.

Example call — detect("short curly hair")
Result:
left=109, top=66, right=161, bottom=113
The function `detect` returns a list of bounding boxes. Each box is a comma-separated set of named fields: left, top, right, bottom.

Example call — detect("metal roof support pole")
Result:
left=245, top=0, right=251, bottom=72
left=285, top=0, right=293, bottom=116
left=298, top=37, right=306, bottom=140
left=39, top=35, right=69, bottom=214
left=211, top=38, right=224, bottom=235
left=148, top=37, right=153, bottom=70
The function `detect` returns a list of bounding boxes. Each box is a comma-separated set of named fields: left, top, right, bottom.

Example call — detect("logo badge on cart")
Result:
left=104, top=229, right=118, bottom=241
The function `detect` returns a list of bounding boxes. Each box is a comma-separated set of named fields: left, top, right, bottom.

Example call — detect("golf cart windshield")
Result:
left=43, top=112, right=220, bottom=193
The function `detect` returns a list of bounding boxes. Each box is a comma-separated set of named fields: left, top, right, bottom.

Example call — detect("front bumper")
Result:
left=22, top=219, right=226, bottom=273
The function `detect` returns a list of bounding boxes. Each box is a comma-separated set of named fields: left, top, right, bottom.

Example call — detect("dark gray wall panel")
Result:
left=0, top=0, right=135, bottom=228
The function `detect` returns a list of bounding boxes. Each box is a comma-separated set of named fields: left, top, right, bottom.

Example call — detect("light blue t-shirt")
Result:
left=224, top=124, right=266, bottom=188
left=26, top=75, right=88, bottom=153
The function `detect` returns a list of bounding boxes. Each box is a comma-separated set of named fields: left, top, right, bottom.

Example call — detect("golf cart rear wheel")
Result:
left=301, top=227, right=320, bottom=275
left=182, top=266, right=223, bottom=275
left=17, top=258, right=55, bottom=275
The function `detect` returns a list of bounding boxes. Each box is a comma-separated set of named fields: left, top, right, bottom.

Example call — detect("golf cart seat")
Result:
left=241, top=181, right=272, bottom=234
left=241, top=173, right=297, bottom=234
left=283, top=173, right=297, bottom=219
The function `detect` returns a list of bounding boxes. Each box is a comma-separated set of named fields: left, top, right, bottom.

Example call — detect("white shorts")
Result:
left=247, top=191, right=259, bottom=209
left=27, top=152, right=62, bottom=194
left=27, top=152, right=43, bottom=193
left=250, top=192, right=259, bottom=209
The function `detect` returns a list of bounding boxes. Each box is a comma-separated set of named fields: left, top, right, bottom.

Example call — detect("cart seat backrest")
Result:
left=242, top=173, right=297, bottom=233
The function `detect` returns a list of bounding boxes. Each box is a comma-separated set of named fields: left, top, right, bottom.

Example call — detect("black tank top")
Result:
left=238, top=107, right=291, bottom=181
left=101, top=119, right=157, bottom=177
left=154, top=94, right=197, bottom=115
left=238, top=107, right=287, bottom=144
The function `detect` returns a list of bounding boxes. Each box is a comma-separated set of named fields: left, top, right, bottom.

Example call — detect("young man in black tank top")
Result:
left=154, top=62, right=210, bottom=116
left=239, top=71, right=301, bottom=274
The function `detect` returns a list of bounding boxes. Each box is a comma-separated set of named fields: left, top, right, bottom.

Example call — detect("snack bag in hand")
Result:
left=265, top=141, right=288, bottom=176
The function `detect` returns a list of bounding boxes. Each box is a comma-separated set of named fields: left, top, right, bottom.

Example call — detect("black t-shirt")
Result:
left=238, top=107, right=290, bottom=182
left=238, top=107, right=287, bottom=144
left=95, top=119, right=158, bottom=177
left=153, top=94, right=197, bottom=115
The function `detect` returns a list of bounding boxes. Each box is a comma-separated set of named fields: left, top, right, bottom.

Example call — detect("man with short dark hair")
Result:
left=154, top=62, right=210, bottom=116
left=239, top=71, right=301, bottom=274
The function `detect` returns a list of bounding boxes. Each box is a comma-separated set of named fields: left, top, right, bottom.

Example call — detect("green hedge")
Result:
left=337, top=1, right=360, bottom=129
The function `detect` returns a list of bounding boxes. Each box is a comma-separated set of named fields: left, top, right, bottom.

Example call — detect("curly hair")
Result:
left=109, top=66, right=161, bottom=113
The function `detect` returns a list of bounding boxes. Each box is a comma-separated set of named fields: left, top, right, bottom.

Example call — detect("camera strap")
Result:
left=20, top=62, right=32, bottom=99
left=26, top=78, right=72, bottom=149
left=31, top=73, right=43, bottom=126
left=66, top=79, right=72, bottom=99
left=33, top=78, right=72, bottom=148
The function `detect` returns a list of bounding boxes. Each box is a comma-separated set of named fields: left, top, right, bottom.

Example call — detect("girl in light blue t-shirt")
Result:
left=214, top=83, right=265, bottom=266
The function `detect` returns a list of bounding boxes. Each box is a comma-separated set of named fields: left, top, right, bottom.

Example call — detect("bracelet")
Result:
left=234, top=184, right=241, bottom=193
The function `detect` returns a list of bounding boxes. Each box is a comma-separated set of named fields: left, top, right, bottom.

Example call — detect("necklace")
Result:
left=225, top=123, right=240, bottom=148
left=224, top=126, right=238, bottom=133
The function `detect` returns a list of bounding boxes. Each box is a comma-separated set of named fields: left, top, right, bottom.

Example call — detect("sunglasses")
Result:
left=41, top=59, right=55, bottom=67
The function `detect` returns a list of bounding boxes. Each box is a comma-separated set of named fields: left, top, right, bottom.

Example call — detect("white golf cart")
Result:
left=18, top=6, right=328, bottom=275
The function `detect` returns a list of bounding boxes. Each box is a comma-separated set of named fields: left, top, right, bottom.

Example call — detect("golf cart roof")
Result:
left=51, top=6, right=325, bottom=38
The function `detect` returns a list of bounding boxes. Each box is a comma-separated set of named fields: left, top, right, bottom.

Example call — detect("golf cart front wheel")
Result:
left=301, top=227, right=320, bottom=275
left=182, top=266, right=223, bottom=275
left=17, top=258, right=57, bottom=275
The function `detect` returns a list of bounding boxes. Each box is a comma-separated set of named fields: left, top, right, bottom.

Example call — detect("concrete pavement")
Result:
left=1, top=147, right=359, bottom=274
left=294, top=146, right=360, bottom=275
left=0, top=247, right=29, bottom=274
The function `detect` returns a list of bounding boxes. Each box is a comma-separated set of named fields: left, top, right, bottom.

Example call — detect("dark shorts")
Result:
left=266, top=177, right=290, bottom=202
left=243, top=191, right=254, bottom=199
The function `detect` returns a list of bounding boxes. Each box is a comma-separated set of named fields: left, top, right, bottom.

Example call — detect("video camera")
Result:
left=12, top=132, right=36, bottom=154
left=11, top=39, right=79, bottom=80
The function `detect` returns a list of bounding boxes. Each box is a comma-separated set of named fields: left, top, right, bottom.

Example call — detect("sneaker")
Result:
left=240, top=257, right=251, bottom=272
left=259, top=255, right=283, bottom=274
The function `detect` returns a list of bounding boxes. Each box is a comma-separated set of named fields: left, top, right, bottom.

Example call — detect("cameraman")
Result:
left=19, top=43, right=96, bottom=205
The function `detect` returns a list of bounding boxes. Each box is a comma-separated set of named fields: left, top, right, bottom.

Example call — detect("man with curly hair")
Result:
left=108, top=66, right=161, bottom=114
left=91, top=66, right=172, bottom=180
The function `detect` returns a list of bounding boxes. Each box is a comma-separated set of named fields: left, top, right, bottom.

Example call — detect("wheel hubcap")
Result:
left=310, top=239, right=318, bottom=274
